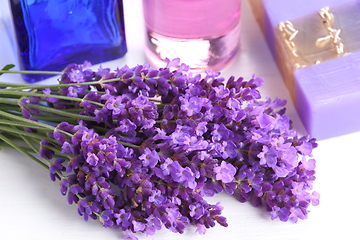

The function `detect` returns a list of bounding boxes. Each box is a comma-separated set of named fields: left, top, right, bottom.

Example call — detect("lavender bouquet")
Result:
left=0, top=59, right=319, bottom=239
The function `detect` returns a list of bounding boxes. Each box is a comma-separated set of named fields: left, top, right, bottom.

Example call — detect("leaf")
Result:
left=0, top=64, right=16, bottom=76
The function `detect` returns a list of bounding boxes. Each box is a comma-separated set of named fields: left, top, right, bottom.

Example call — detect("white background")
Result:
left=0, top=1, right=359, bottom=239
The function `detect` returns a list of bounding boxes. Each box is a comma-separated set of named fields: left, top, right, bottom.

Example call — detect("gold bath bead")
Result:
left=278, top=20, right=306, bottom=68
left=319, top=7, right=334, bottom=26
left=316, top=35, right=332, bottom=48
left=316, top=7, right=345, bottom=55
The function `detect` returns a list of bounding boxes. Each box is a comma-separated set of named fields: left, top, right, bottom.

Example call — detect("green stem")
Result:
left=0, top=141, right=36, bottom=153
left=155, top=104, right=166, bottom=108
left=35, top=115, right=75, bottom=123
left=118, top=141, right=140, bottom=149
left=0, top=109, right=63, bottom=135
left=0, top=140, right=64, bottom=162
left=0, top=119, right=50, bottom=130
left=0, top=105, right=20, bottom=112
left=16, top=130, right=40, bottom=155
left=0, top=96, right=22, bottom=106
left=27, top=103, right=95, bottom=121
left=150, top=98, right=162, bottom=103
left=0, top=126, right=70, bottom=165
left=0, top=70, right=63, bottom=75
left=0, top=90, right=104, bottom=107
left=55, top=108, right=90, bottom=113
left=0, top=125, right=54, bottom=142
left=0, top=133, right=49, bottom=170
left=0, top=77, right=123, bottom=91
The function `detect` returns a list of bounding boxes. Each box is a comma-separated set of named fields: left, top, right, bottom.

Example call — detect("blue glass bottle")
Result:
left=9, top=0, right=127, bottom=82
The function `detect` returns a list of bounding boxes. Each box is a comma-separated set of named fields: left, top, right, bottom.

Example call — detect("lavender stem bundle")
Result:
left=0, top=59, right=319, bottom=239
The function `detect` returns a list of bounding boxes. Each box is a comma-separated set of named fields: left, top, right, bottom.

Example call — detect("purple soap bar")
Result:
left=249, top=0, right=360, bottom=139
left=295, top=52, right=360, bottom=139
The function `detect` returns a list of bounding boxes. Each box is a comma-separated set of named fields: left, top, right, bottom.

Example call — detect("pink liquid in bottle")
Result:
left=142, top=0, right=241, bottom=71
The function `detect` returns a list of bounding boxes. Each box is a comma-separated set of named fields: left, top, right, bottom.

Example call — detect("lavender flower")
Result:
left=213, top=161, right=237, bottom=183
left=0, top=59, right=319, bottom=240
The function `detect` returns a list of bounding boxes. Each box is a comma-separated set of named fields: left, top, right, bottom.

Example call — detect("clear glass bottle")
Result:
left=9, top=0, right=127, bottom=82
left=142, top=0, right=241, bottom=72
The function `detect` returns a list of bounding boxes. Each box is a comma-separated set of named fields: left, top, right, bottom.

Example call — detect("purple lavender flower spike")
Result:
left=114, top=209, right=131, bottom=228
left=139, top=148, right=159, bottom=168
left=189, top=202, right=205, bottom=220
left=270, top=206, right=290, bottom=222
left=148, top=189, right=166, bottom=207
left=43, top=88, right=59, bottom=103
left=195, top=224, right=207, bottom=235
left=11, top=59, right=319, bottom=238
left=61, top=141, right=74, bottom=155
left=86, top=152, right=99, bottom=166
left=39, top=139, right=55, bottom=160
left=213, top=161, right=236, bottom=184
left=164, top=57, right=180, bottom=68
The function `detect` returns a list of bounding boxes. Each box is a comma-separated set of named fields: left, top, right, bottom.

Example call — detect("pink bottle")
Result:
left=142, top=0, right=241, bottom=72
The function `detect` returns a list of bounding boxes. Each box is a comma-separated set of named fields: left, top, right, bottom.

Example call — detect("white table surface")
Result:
left=0, top=1, right=359, bottom=240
